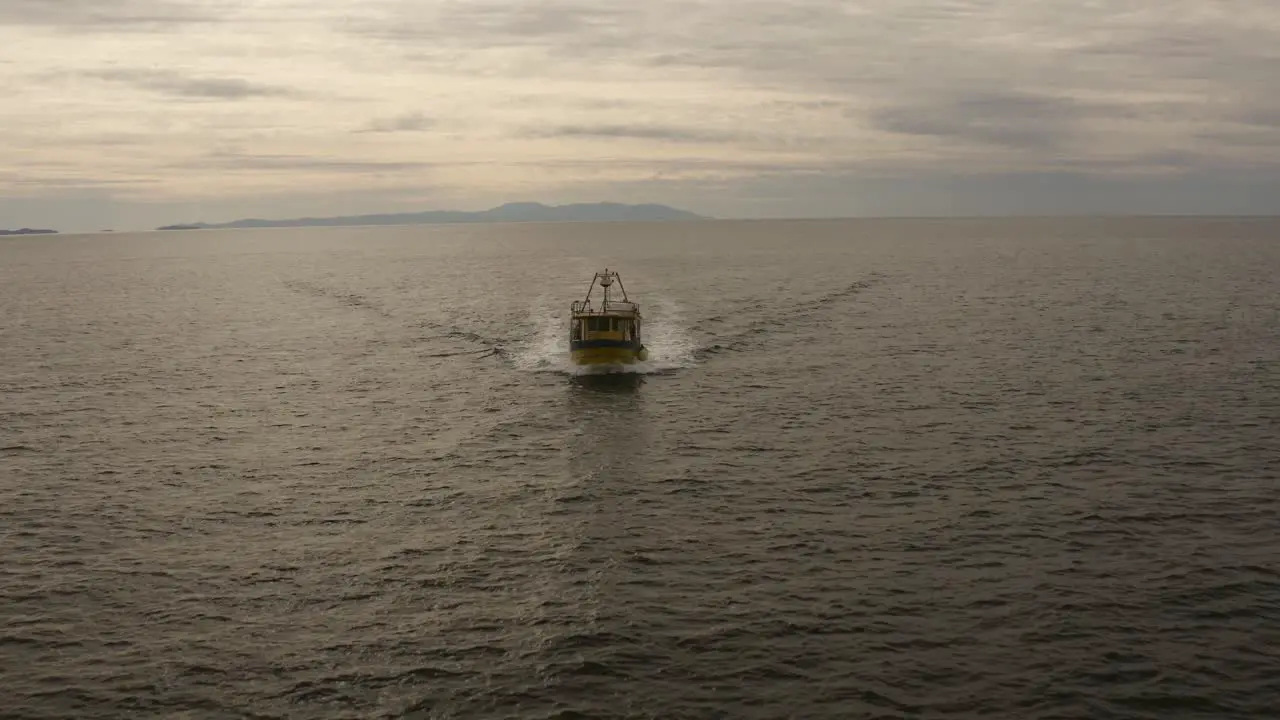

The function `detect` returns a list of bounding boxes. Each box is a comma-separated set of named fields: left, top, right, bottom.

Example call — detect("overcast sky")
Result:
left=3, top=0, right=1279, bottom=231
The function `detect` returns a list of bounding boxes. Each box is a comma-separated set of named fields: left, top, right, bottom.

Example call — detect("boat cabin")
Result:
left=570, top=312, right=640, bottom=344
left=569, top=269, right=643, bottom=349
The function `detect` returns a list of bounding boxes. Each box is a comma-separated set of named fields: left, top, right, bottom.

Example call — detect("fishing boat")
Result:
left=569, top=269, right=648, bottom=367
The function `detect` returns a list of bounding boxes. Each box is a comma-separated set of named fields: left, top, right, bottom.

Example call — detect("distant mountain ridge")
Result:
left=156, top=202, right=707, bottom=230
left=0, top=228, right=57, bottom=236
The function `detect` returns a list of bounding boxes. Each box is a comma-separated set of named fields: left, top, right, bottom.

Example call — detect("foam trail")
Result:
left=510, top=300, right=574, bottom=374
left=631, top=296, right=699, bottom=373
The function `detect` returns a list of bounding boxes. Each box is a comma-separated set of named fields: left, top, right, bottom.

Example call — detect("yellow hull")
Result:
left=570, top=346, right=648, bottom=366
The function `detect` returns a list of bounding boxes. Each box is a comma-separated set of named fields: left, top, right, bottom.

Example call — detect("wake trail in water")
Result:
left=278, top=275, right=698, bottom=372
left=280, top=276, right=508, bottom=356
left=694, top=272, right=886, bottom=357
left=422, top=348, right=503, bottom=359
left=280, top=279, right=393, bottom=318
left=639, top=296, right=701, bottom=371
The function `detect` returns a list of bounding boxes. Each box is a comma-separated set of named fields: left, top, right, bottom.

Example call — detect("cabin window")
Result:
left=581, top=316, right=635, bottom=335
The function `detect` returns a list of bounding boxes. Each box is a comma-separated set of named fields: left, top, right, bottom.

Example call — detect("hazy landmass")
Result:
left=156, top=202, right=707, bottom=230
left=0, top=228, right=58, bottom=236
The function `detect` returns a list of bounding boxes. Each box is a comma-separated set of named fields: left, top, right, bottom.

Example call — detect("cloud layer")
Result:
left=2, top=0, right=1279, bottom=229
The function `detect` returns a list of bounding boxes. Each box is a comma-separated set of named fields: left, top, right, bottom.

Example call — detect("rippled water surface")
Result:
left=3, top=217, right=1279, bottom=719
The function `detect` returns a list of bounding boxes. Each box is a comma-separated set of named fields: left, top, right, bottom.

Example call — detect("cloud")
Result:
left=0, top=173, right=148, bottom=189
left=180, top=152, right=819, bottom=178
left=868, top=92, right=1089, bottom=152
left=351, top=0, right=625, bottom=47
left=3, top=0, right=1280, bottom=230
left=0, top=0, right=220, bottom=31
left=84, top=68, right=299, bottom=99
left=528, top=124, right=742, bottom=144
left=343, top=2, right=1280, bottom=158
left=358, top=112, right=436, bottom=133
left=1238, top=105, right=1280, bottom=130
left=183, top=152, right=443, bottom=173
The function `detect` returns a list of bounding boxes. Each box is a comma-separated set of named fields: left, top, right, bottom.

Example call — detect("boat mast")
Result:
left=577, top=268, right=630, bottom=313
left=598, top=268, right=615, bottom=309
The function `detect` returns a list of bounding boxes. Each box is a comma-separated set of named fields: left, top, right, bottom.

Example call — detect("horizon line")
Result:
left=11, top=211, right=1280, bottom=237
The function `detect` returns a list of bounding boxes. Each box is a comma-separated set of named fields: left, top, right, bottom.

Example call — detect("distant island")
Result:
left=0, top=228, right=57, bottom=236
left=155, top=201, right=707, bottom=231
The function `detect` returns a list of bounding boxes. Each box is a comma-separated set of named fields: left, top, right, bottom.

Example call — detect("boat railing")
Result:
left=572, top=300, right=639, bottom=314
